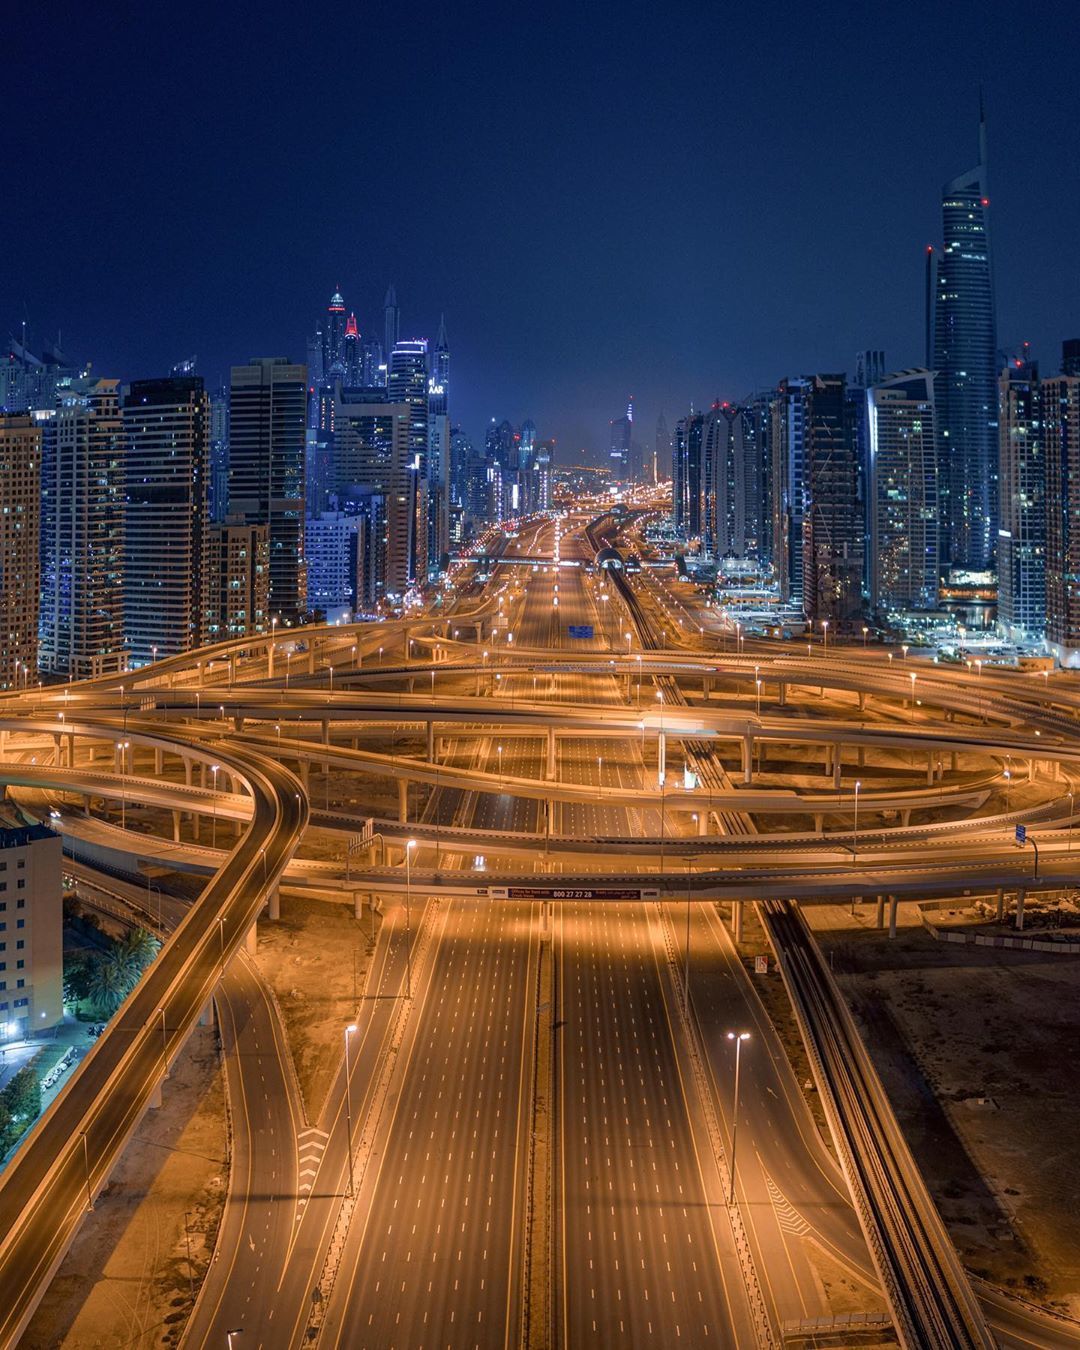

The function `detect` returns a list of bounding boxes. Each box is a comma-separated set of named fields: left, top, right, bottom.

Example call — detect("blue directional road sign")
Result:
left=1015, top=824, right=1026, bottom=845
left=567, top=625, right=594, bottom=639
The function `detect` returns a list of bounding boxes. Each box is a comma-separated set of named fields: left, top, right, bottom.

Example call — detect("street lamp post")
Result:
left=80, top=1129, right=93, bottom=1211
left=227, top=1331, right=244, bottom=1350
left=853, top=779, right=861, bottom=863
left=158, top=1006, right=167, bottom=1070
left=344, top=1023, right=358, bottom=1196
left=1069, top=790, right=1075, bottom=854
left=726, top=1031, right=750, bottom=1206
left=210, top=764, right=219, bottom=850
left=822, top=619, right=829, bottom=655
left=909, top=672, right=917, bottom=723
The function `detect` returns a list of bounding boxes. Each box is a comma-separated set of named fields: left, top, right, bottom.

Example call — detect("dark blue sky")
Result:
left=4, top=0, right=1078, bottom=459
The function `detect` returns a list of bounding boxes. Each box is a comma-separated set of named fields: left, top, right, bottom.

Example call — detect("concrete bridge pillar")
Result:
left=698, top=810, right=707, bottom=836
left=813, top=813, right=824, bottom=834
left=398, top=778, right=409, bottom=824
left=198, top=1000, right=214, bottom=1027
left=702, top=675, right=712, bottom=698
left=927, top=753, right=935, bottom=785
left=172, top=810, right=182, bottom=843
left=950, top=751, right=958, bottom=772
left=233, top=714, right=244, bottom=734
left=308, top=647, right=316, bottom=675
left=229, top=654, right=237, bottom=684
left=299, top=760, right=309, bottom=788
left=1016, top=887, right=1026, bottom=931
left=742, top=734, right=753, bottom=785
left=857, top=746, right=866, bottom=768
left=858, top=690, right=866, bottom=712
left=900, top=808, right=911, bottom=827
left=658, top=732, right=667, bottom=785
left=183, top=757, right=193, bottom=788
left=888, top=894, right=898, bottom=939
left=732, top=902, right=743, bottom=943
left=321, top=719, right=330, bottom=746
left=148, top=1079, right=163, bottom=1110
left=833, top=746, right=843, bottom=790
left=777, top=681, right=786, bottom=707
left=267, top=886, right=281, bottom=921
left=546, top=728, right=556, bottom=781
left=154, top=747, right=163, bottom=775
left=353, top=891, right=367, bottom=921
left=245, top=924, right=257, bottom=957
left=875, top=894, right=885, bottom=928
left=52, top=733, right=62, bottom=766
left=996, top=887, right=1005, bottom=922
left=427, top=722, right=435, bottom=764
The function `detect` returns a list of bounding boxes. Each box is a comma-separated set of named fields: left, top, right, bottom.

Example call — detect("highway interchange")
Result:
left=1, top=510, right=1079, bottom=1346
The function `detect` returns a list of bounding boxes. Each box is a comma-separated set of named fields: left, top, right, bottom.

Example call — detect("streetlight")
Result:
left=726, top=1031, right=750, bottom=1205
left=405, top=840, right=416, bottom=999
left=158, top=1007, right=168, bottom=1070
left=343, top=1023, right=358, bottom=1196
left=861, top=626, right=868, bottom=648
left=1069, top=790, right=1075, bottom=855
left=755, top=678, right=762, bottom=719
left=902, top=643, right=909, bottom=660
left=821, top=619, right=829, bottom=655
left=116, top=740, right=129, bottom=829
left=852, top=779, right=861, bottom=863
left=227, top=1331, right=244, bottom=1350
left=909, top=671, right=917, bottom=723
left=210, top=765, right=220, bottom=849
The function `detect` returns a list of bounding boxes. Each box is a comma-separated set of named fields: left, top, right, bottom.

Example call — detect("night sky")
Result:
left=4, top=0, right=1078, bottom=460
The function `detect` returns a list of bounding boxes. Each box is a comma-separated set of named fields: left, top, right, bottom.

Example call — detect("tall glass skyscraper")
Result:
left=933, top=106, right=997, bottom=574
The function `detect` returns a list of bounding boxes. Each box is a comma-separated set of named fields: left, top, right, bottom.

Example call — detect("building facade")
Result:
left=997, top=359, right=1044, bottom=642
left=229, top=358, right=308, bottom=623
left=206, top=517, right=269, bottom=643
left=122, top=377, right=211, bottom=664
left=0, top=415, right=42, bottom=689
left=39, top=378, right=126, bottom=680
left=867, top=371, right=939, bottom=615
left=1044, top=360, right=1080, bottom=663
left=0, top=809, right=63, bottom=1039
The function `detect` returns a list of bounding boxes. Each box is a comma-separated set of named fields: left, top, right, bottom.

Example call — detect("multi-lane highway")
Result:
left=3, top=508, right=1080, bottom=1348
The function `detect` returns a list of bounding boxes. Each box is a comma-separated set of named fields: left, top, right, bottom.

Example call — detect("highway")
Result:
left=2, top=507, right=1080, bottom=1347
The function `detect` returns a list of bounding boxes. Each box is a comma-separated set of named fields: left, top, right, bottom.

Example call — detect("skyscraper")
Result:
left=334, top=394, right=415, bottom=598
left=206, top=517, right=269, bottom=642
left=388, top=340, right=429, bottom=584
left=671, top=413, right=703, bottom=540
left=702, top=403, right=740, bottom=558
left=933, top=105, right=998, bottom=574
left=997, top=355, right=1044, bottom=642
left=209, top=384, right=229, bottom=522
left=229, top=358, right=308, bottom=623
left=1042, top=346, right=1080, bottom=663
left=122, top=377, right=210, bottom=663
left=323, top=289, right=346, bottom=379
left=609, top=399, right=633, bottom=480
left=774, top=376, right=861, bottom=620
left=655, top=413, right=670, bottom=487
left=1, top=332, right=77, bottom=414
left=427, top=317, right=450, bottom=571
left=737, top=393, right=774, bottom=564
left=0, top=414, right=42, bottom=689
left=867, top=371, right=939, bottom=615
left=39, top=378, right=126, bottom=679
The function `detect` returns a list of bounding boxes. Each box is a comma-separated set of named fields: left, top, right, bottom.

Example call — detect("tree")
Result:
left=88, top=950, right=134, bottom=1017
left=63, top=952, right=94, bottom=1007
left=2, top=1064, right=40, bottom=1124
left=119, top=927, right=159, bottom=974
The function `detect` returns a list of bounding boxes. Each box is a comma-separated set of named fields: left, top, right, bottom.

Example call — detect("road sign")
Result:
left=567, top=625, right=594, bottom=639
left=754, top=955, right=769, bottom=975
left=1015, top=824, right=1027, bottom=845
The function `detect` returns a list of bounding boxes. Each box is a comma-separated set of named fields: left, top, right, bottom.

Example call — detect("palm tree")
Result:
left=120, top=927, right=159, bottom=973
left=88, top=952, right=132, bottom=1017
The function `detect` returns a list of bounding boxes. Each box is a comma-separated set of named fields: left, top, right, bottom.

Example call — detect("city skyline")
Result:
left=3, top=2, right=1078, bottom=456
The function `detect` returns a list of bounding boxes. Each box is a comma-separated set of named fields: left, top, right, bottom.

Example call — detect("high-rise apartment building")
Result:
left=122, top=377, right=210, bottom=664
left=334, top=395, right=416, bottom=598
left=774, top=376, right=861, bottom=620
left=997, top=358, right=1044, bottom=642
left=388, top=340, right=429, bottom=584
left=867, top=371, right=939, bottom=615
left=39, top=379, right=125, bottom=679
left=654, top=413, right=670, bottom=487
left=737, top=393, right=774, bottom=564
left=1, top=333, right=77, bottom=415
left=206, top=517, right=269, bottom=643
left=0, top=415, right=42, bottom=689
left=383, top=285, right=400, bottom=366
left=671, top=414, right=703, bottom=540
left=932, top=108, right=998, bottom=573
left=229, top=358, right=308, bottom=623
left=702, top=403, right=739, bottom=558
left=427, top=318, right=451, bottom=572
left=0, top=806, right=63, bottom=1037
left=1043, top=350, right=1080, bottom=664
left=209, top=385, right=229, bottom=522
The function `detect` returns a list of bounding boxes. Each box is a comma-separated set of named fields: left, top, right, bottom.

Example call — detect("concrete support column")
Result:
left=321, top=720, right=330, bottom=746
left=858, top=690, right=866, bottom=711
left=398, top=778, right=409, bottom=824
left=154, top=747, right=163, bottom=775
left=888, top=894, right=898, bottom=939
left=172, top=810, right=182, bottom=843
left=1016, top=887, right=1026, bottom=931
left=183, top=757, right=193, bottom=788
left=427, top=722, right=435, bottom=764
left=698, top=810, right=707, bottom=836
left=702, top=675, right=712, bottom=698
left=233, top=715, right=244, bottom=734
left=833, top=746, right=842, bottom=789
left=299, top=760, right=309, bottom=788
left=198, top=1000, right=214, bottom=1027
left=308, top=647, right=316, bottom=675
left=813, top=813, right=824, bottom=834
left=777, top=681, right=786, bottom=707
left=858, top=746, right=866, bottom=768
left=996, top=887, right=1005, bottom=922
left=148, top=1079, right=163, bottom=1110
left=742, top=734, right=753, bottom=785
left=732, top=902, right=743, bottom=943
left=658, top=732, right=667, bottom=784
left=245, top=925, right=257, bottom=957
left=546, top=727, right=556, bottom=781
left=876, top=894, right=885, bottom=928
left=900, top=808, right=911, bottom=827
left=267, top=885, right=281, bottom=921
left=353, top=891, right=366, bottom=921
left=927, top=753, right=935, bottom=785
left=53, top=733, right=62, bottom=766
left=950, top=751, right=958, bottom=772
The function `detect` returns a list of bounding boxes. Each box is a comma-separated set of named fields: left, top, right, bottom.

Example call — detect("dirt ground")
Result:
left=22, top=1025, right=227, bottom=1350
left=810, top=902, right=1080, bottom=1317
left=253, top=891, right=383, bottom=1120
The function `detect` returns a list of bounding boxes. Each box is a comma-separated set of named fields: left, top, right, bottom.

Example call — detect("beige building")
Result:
left=0, top=808, right=63, bottom=1039
left=0, top=415, right=42, bottom=690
